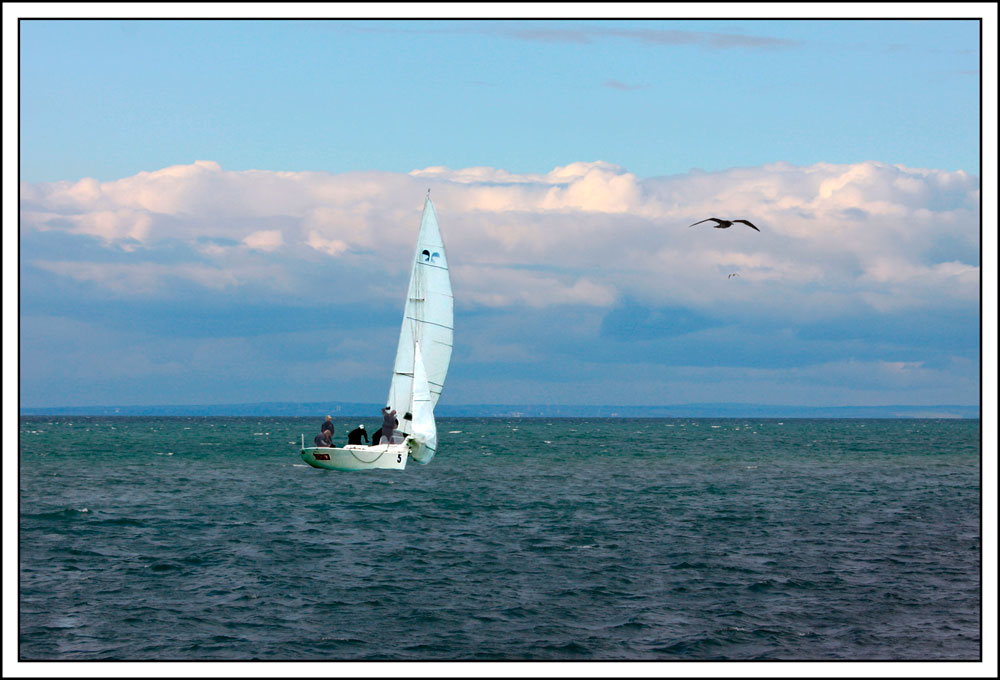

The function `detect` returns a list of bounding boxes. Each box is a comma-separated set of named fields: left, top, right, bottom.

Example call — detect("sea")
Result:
left=18, top=416, right=981, bottom=661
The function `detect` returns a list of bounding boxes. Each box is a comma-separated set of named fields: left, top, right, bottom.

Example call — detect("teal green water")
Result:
left=19, top=417, right=980, bottom=660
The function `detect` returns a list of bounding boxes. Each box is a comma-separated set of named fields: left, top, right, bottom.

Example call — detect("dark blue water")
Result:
left=19, top=417, right=980, bottom=660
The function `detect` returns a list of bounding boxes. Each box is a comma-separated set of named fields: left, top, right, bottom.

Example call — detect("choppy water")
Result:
left=19, top=417, right=980, bottom=660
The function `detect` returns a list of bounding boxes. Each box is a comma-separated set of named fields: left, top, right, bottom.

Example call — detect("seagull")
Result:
left=728, top=273, right=740, bottom=279
left=689, top=218, right=760, bottom=232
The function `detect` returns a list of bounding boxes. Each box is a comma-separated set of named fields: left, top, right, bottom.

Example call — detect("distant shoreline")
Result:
left=18, top=402, right=980, bottom=419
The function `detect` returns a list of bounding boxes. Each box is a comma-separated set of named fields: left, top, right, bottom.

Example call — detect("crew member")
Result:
left=347, top=424, right=369, bottom=445
left=381, top=406, right=397, bottom=445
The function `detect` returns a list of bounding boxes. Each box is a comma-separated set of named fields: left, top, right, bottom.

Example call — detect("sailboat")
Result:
left=300, top=196, right=454, bottom=471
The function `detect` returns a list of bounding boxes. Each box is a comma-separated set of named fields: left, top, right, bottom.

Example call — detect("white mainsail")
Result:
left=386, top=196, right=453, bottom=450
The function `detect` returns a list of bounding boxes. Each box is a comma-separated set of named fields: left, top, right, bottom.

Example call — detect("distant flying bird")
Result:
left=728, top=273, right=740, bottom=279
left=689, top=218, right=760, bottom=232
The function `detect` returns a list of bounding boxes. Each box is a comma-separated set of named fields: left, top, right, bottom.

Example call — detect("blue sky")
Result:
left=11, top=12, right=994, bottom=409
left=19, top=18, right=981, bottom=182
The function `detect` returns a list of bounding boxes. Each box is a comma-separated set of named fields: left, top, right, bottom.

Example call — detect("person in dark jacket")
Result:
left=381, top=406, right=397, bottom=445
left=371, top=420, right=397, bottom=445
left=313, top=430, right=332, bottom=448
left=321, top=415, right=335, bottom=437
left=347, top=424, right=369, bottom=445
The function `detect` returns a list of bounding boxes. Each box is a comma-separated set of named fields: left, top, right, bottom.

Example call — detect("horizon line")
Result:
left=18, top=400, right=981, bottom=419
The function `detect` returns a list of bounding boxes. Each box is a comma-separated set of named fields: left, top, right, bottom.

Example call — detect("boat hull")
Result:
left=301, top=443, right=408, bottom=471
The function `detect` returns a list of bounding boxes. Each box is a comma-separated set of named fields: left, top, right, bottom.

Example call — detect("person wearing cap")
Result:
left=321, top=415, right=335, bottom=438
left=381, top=405, right=397, bottom=445
left=346, top=424, right=369, bottom=446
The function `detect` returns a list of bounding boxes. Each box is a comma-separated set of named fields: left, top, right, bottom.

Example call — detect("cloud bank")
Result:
left=20, top=158, right=979, bottom=316
left=18, top=159, right=980, bottom=408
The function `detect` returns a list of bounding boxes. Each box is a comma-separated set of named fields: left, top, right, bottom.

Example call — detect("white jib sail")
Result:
left=387, top=197, right=454, bottom=436
left=409, top=342, right=437, bottom=464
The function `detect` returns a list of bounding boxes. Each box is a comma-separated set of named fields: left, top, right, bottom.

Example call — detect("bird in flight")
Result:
left=689, top=218, right=760, bottom=232
left=728, top=273, right=740, bottom=279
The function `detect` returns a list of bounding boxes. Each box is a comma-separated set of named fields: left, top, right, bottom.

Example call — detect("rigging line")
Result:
left=393, top=371, right=443, bottom=386
left=347, top=448, right=392, bottom=465
left=409, top=291, right=455, bottom=301
left=405, top=316, right=453, bottom=331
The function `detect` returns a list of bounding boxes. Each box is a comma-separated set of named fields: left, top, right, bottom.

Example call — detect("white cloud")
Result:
left=242, top=229, right=284, bottom=252
left=33, top=261, right=240, bottom=295
left=19, top=206, right=153, bottom=243
left=31, top=259, right=293, bottom=297
left=20, top=159, right=979, bottom=316
left=305, top=230, right=348, bottom=257
left=410, top=160, right=626, bottom=185
left=455, top=265, right=617, bottom=309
